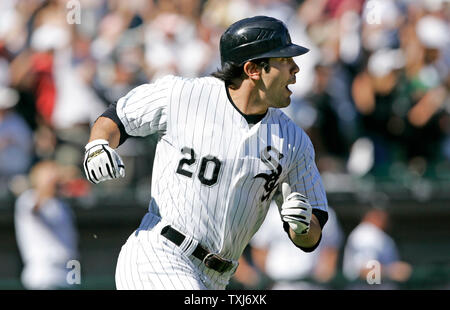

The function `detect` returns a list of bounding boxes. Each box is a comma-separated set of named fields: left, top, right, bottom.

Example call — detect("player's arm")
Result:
left=83, top=104, right=129, bottom=184
left=89, top=98, right=132, bottom=147
left=88, top=116, right=121, bottom=148
left=287, top=213, right=321, bottom=249
left=280, top=183, right=326, bottom=251
left=83, top=77, right=172, bottom=184
left=280, top=129, right=329, bottom=252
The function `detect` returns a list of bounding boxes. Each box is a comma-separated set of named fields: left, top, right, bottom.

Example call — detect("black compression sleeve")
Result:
left=99, top=102, right=130, bottom=146
left=313, top=209, right=329, bottom=230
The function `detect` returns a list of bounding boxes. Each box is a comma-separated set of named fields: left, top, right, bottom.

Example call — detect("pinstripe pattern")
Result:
left=115, top=75, right=328, bottom=289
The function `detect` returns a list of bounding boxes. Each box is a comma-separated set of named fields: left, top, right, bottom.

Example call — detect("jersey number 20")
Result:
left=176, top=147, right=222, bottom=186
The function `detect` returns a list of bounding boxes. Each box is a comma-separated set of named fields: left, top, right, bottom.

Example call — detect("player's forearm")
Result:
left=88, top=116, right=121, bottom=148
left=288, top=213, right=321, bottom=249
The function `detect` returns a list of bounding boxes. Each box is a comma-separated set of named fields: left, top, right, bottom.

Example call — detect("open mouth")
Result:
left=286, top=79, right=296, bottom=93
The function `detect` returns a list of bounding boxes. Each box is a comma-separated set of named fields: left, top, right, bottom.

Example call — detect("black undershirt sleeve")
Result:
left=99, top=102, right=130, bottom=147
left=283, top=208, right=329, bottom=253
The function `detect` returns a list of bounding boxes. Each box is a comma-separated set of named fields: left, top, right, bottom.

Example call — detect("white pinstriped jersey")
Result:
left=116, top=75, right=328, bottom=261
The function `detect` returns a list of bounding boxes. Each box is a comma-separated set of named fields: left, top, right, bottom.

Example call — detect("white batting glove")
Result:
left=83, top=139, right=125, bottom=184
left=280, top=183, right=312, bottom=235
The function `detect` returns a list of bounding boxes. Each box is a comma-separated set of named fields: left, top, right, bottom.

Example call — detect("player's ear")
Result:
left=243, top=61, right=261, bottom=80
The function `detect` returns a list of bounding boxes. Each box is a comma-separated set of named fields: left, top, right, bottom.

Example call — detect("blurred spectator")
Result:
left=0, top=87, right=33, bottom=184
left=284, top=62, right=357, bottom=174
left=33, top=124, right=58, bottom=161
left=232, top=203, right=343, bottom=289
left=14, top=160, right=79, bottom=290
left=351, top=48, right=410, bottom=174
left=360, top=0, right=403, bottom=52
left=29, top=2, right=106, bottom=131
left=294, top=1, right=367, bottom=173
left=342, top=207, right=412, bottom=289
left=351, top=4, right=450, bottom=177
left=403, top=14, right=449, bottom=164
left=144, top=1, right=215, bottom=78
left=0, top=0, right=446, bottom=193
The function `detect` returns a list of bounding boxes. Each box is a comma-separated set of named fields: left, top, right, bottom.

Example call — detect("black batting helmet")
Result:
left=219, top=16, right=309, bottom=67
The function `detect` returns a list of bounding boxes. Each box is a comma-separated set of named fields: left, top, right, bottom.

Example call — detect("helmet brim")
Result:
left=244, top=44, right=309, bottom=65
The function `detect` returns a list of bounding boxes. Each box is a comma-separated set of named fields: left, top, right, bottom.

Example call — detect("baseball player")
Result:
left=83, top=16, right=328, bottom=290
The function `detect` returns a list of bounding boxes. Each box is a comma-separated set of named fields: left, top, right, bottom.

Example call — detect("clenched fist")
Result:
left=83, top=139, right=125, bottom=184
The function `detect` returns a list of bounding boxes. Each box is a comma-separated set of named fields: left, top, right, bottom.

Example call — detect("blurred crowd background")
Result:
left=0, top=0, right=449, bottom=289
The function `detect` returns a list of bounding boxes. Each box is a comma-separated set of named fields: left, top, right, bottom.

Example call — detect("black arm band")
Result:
left=99, top=102, right=130, bottom=146
left=313, top=209, right=329, bottom=230
left=283, top=208, right=329, bottom=253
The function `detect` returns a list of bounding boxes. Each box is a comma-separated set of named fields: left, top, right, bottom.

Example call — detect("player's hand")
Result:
left=83, top=139, right=125, bottom=184
left=280, top=183, right=312, bottom=235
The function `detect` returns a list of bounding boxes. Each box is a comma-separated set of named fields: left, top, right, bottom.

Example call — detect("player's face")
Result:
left=261, top=57, right=299, bottom=108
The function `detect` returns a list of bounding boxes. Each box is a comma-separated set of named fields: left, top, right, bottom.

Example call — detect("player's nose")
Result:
left=290, top=59, right=300, bottom=75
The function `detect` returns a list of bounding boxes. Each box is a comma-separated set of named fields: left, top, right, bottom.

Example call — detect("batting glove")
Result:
left=280, top=183, right=312, bottom=235
left=83, top=139, right=125, bottom=184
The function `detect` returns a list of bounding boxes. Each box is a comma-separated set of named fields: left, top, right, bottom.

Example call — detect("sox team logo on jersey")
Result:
left=254, top=146, right=284, bottom=202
